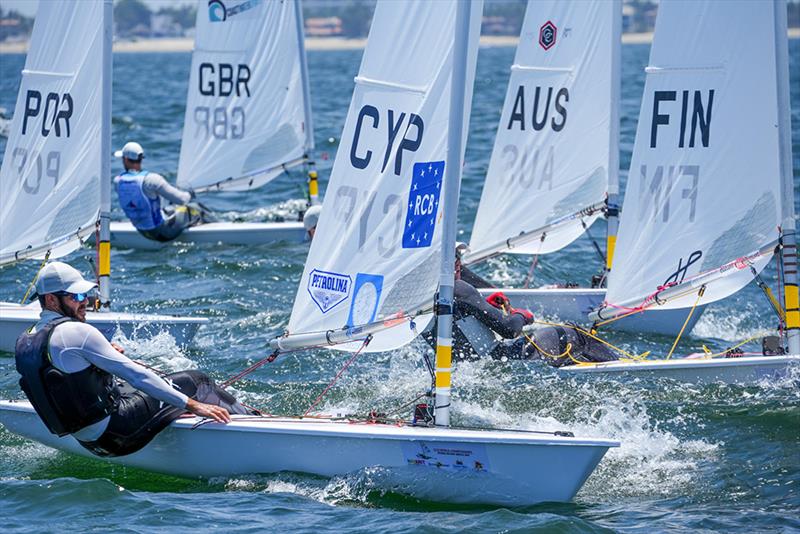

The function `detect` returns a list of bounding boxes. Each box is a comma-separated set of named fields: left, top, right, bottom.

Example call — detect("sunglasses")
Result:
left=54, top=291, right=90, bottom=302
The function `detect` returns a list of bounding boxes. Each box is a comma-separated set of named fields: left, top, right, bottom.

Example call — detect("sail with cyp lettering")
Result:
left=602, top=0, right=783, bottom=313
left=285, top=0, right=481, bottom=352
left=467, top=0, right=619, bottom=262
left=0, top=0, right=103, bottom=265
left=176, top=0, right=313, bottom=192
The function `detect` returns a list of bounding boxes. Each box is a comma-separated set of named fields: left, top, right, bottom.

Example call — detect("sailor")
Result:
left=113, top=141, right=209, bottom=242
left=15, top=261, right=253, bottom=457
left=302, top=204, right=322, bottom=240
left=432, top=244, right=618, bottom=366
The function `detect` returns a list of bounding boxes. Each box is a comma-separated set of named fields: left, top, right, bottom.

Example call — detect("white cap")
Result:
left=35, top=261, right=97, bottom=296
left=303, top=205, right=323, bottom=231
left=113, top=141, right=144, bottom=160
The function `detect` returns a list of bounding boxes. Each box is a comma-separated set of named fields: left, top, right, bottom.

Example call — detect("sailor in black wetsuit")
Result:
left=15, top=261, right=254, bottom=457
left=427, top=245, right=618, bottom=366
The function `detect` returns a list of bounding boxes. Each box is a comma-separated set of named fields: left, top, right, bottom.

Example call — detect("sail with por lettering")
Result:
left=0, top=0, right=103, bottom=265
left=467, top=0, right=619, bottom=261
left=177, top=0, right=313, bottom=192
left=285, top=0, right=481, bottom=352
left=603, top=0, right=784, bottom=312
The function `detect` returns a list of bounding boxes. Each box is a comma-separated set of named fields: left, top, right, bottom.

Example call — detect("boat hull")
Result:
left=107, top=221, right=308, bottom=249
left=559, top=354, right=800, bottom=384
left=478, top=287, right=705, bottom=337
left=0, top=303, right=207, bottom=353
left=0, top=400, right=617, bottom=506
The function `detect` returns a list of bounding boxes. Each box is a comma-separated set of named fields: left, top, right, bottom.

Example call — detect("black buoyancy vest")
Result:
left=15, top=317, right=120, bottom=437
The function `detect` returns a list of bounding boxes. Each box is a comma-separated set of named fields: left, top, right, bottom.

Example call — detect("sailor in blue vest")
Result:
left=113, top=141, right=209, bottom=242
left=15, top=261, right=254, bottom=457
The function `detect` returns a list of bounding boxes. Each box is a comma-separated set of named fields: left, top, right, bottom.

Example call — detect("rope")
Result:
left=581, top=218, right=607, bottom=266
left=665, top=285, right=705, bottom=359
left=303, top=335, right=372, bottom=417
left=532, top=318, right=651, bottom=361
left=522, top=233, right=546, bottom=289
left=20, top=250, right=51, bottom=305
left=220, top=350, right=281, bottom=388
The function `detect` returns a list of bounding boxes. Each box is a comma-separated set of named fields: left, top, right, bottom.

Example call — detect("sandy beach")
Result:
left=1, top=28, right=798, bottom=54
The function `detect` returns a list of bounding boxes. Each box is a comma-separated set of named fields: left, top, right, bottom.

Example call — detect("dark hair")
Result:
left=38, top=294, right=47, bottom=307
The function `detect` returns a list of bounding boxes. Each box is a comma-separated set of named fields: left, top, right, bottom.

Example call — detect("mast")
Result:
left=295, top=0, right=315, bottom=155
left=97, top=0, right=113, bottom=309
left=605, top=0, right=622, bottom=272
left=434, top=0, right=472, bottom=427
left=774, top=0, right=799, bottom=353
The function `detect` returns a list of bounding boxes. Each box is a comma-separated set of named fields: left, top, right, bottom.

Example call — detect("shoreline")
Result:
left=1, top=28, right=799, bottom=54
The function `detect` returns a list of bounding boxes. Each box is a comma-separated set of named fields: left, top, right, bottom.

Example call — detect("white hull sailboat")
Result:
left=560, top=0, right=800, bottom=383
left=0, top=0, right=203, bottom=348
left=111, top=0, right=316, bottom=250
left=0, top=0, right=617, bottom=505
left=108, top=220, right=306, bottom=249
left=0, top=302, right=206, bottom=353
left=463, top=0, right=704, bottom=337
left=0, top=400, right=615, bottom=506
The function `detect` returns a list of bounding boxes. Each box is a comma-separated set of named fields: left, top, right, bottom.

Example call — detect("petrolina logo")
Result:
left=307, top=269, right=352, bottom=314
left=208, top=0, right=262, bottom=23
left=539, top=20, right=557, bottom=50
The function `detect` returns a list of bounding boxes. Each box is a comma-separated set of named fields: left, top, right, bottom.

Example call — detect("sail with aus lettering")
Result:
left=176, top=0, right=313, bottom=192
left=467, top=0, right=619, bottom=262
left=0, top=1, right=103, bottom=264
left=600, top=0, right=784, bottom=313
left=283, top=0, right=481, bottom=352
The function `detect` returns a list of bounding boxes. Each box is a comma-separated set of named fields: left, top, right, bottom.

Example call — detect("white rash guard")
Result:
left=33, top=310, right=189, bottom=441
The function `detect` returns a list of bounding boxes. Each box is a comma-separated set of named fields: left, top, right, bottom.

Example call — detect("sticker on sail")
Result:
left=208, top=0, right=263, bottom=23
left=401, top=441, right=490, bottom=472
left=307, top=269, right=351, bottom=314
left=403, top=161, right=444, bottom=249
left=539, top=21, right=557, bottom=50
left=346, top=273, right=383, bottom=327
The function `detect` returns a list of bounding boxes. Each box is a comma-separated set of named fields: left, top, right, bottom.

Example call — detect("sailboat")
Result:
left=559, top=0, right=800, bottom=383
left=0, top=0, right=206, bottom=352
left=0, top=0, right=617, bottom=506
left=462, top=0, right=700, bottom=337
left=109, top=0, right=316, bottom=250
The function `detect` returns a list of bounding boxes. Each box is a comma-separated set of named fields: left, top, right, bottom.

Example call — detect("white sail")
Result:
left=0, top=0, right=103, bottom=265
left=284, top=0, right=481, bottom=352
left=176, top=0, right=313, bottom=192
left=604, top=0, right=784, bottom=312
left=467, top=0, right=619, bottom=261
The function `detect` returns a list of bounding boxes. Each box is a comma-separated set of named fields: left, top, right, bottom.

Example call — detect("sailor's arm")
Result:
left=142, top=172, right=192, bottom=205
left=454, top=280, right=526, bottom=339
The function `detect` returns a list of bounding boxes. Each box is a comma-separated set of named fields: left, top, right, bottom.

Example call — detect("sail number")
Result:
left=193, top=62, right=251, bottom=140
left=12, top=147, right=61, bottom=194
left=193, top=106, right=244, bottom=140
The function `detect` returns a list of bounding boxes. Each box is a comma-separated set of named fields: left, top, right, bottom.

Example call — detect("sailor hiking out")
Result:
left=425, top=245, right=618, bottom=365
left=114, top=141, right=212, bottom=242
left=15, top=261, right=253, bottom=457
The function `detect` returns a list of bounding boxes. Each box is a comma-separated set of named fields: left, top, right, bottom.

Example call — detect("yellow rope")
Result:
left=695, top=335, right=766, bottom=359
left=531, top=318, right=651, bottom=362
left=594, top=283, right=709, bottom=329
left=666, top=285, right=705, bottom=360
left=20, top=250, right=51, bottom=305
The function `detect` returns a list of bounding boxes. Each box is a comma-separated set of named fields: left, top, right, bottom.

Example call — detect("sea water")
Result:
left=0, top=40, right=798, bottom=532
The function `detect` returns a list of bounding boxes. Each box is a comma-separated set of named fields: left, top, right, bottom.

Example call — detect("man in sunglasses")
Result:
left=114, top=141, right=212, bottom=242
left=15, top=261, right=253, bottom=457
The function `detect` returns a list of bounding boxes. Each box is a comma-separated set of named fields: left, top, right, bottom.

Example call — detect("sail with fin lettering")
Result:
left=601, top=0, right=784, bottom=314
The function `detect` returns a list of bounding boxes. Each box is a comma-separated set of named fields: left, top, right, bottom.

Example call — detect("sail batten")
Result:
left=602, top=0, right=784, bottom=315
left=468, top=0, right=619, bottom=260
left=177, top=0, right=313, bottom=192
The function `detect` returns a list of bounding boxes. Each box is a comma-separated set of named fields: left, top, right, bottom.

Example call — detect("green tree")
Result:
left=114, top=0, right=151, bottom=34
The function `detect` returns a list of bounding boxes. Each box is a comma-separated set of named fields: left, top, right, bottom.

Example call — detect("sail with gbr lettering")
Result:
left=284, top=0, right=481, bottom=352
left=466, top=0, right=619, bottom=263
left=176, top=0, right=313, bottom=192
left=600, top=0, right=783, bottom=314
left=0, top=0, right=103, bottom=265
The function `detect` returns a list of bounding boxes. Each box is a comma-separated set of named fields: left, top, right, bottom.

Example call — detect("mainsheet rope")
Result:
left=20, top=250, right=51, bottom=305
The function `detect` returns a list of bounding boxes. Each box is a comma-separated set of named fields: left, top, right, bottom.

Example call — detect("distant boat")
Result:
left=463, top=0, right=701, bottom=337
left=561, top=0, right=800, bottom=383
left=0, top=0, right=205, bottom=352
left=109, top=0, right=316, bottom=249
left=0, top=0, right=618, bottom=506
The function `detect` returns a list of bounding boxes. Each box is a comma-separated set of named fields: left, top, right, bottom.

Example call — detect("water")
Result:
left=0, top=40, right=799, bottom=531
